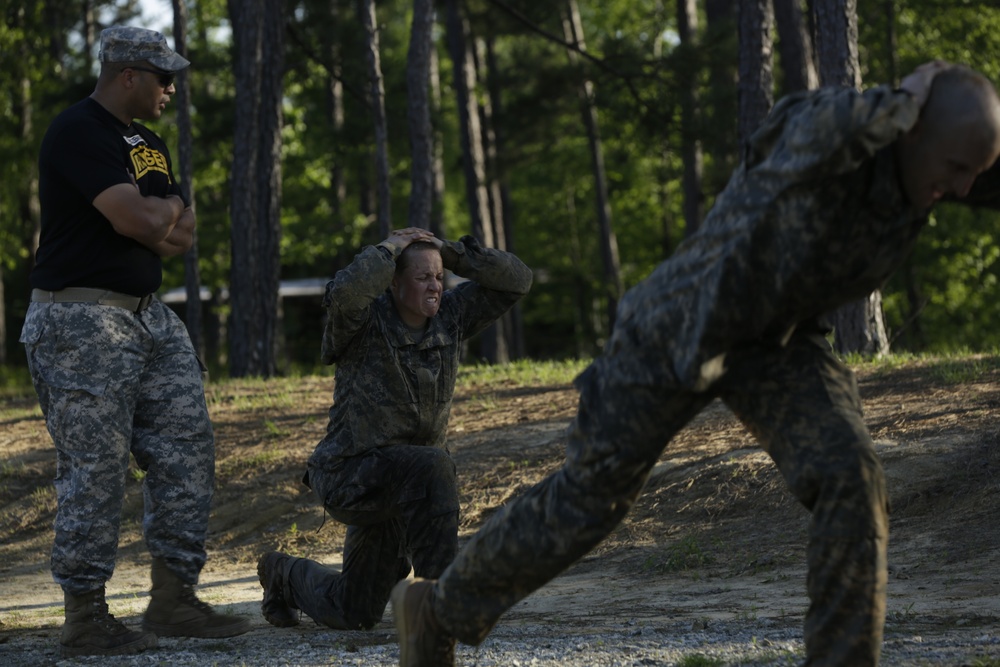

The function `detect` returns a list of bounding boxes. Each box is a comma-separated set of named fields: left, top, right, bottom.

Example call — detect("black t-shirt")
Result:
left=31, top=97, right=184, bottom=296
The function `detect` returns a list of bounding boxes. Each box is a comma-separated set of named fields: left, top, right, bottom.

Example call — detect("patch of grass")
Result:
left=29, top=485, right=55, bottom=511
left=738, top=603, right=760, bottom=622
left=457, top=358, right=590, bottom=389
left=264, top=419, right=287, bottom=437
left=206, top=377, right=303, bottom=412
left=218, top=447, right=284, bottom=476
left=0, top=401, right=42, bottom=422
left=0, top=366, right=34, bottom=394
left=470, top=393, right=499, bottom=411
left=0, top=460, right=28, bottom=479
left=846, top=350, right=1000, bottom=385
left=644, top=534, right=715, bottom=574
left=677, top=655, right=725, bottom=667
left=971, top=658, right=1000, bottom=667
left=929, top=356, right=1000, bottom=384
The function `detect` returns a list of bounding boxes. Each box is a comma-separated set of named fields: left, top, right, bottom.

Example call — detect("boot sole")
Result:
left=60, top=631, right=158, bottom=657
left=142, top=617, right=252, bottom=638
left=263, top=610, right=300, bottom=628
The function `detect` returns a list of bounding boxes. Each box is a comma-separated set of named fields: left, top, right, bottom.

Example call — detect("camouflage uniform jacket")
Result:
left=310, top=236, right=532, bottom=465
left=603, top=84, right=924, bottom=392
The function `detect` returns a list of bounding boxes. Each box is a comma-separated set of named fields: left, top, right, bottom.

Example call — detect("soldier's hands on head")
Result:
left=386, top=227, right=440, bottom=251
left=901, top=60, right=951, bottom=108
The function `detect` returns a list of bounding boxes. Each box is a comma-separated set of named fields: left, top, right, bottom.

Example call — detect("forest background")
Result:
left=3, top=0, right=1000, bottom=380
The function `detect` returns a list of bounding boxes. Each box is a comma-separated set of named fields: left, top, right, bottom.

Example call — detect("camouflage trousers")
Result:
left=285, top=445, right=459, bottom=629
left=20, top=300, right=215, bottom=595
left=435, top=332, right=888, bottom=667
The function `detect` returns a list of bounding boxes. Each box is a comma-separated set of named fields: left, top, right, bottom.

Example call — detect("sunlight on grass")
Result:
left=846, top=350, right=1000, bottom=384
left=457, top=358, right=590, bottom=389
left=206, top=376, right=303, bottom=412
left=218, top=447, right=285, bottom=476
left=0, top=401, right=42, bottom=422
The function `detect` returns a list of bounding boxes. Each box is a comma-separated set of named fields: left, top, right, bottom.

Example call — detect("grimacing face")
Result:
left=391, top=248, right=443, bottom=328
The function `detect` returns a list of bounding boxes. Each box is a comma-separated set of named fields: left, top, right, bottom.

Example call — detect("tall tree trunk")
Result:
left=773, top=0, right=817, bottom=93
left=677, top=0, right=705, bottom=237
left=445, top=0, right=492, bottom=247
left=171, top=0, right=203, bottom=360
left=813, top=0, right=889, bottom=356
left=562, top=0, right=623, bottom=331
left=485, top=35, right=525, bottom=359
left=352, top=0, right=378, bottom=247
left=813, top=0, right=860, bottom=89
left=429, top=40, right=447, bottom=239
left=228, top=0, right=285, bottom=377
left=474, top=35, right=509, bottom=363
left=737, top=0, right=774, bottom=148
left=704, top=0, right=739, bottom=193
left=407, top=0, right=435, bottom=230
left=325, top=0, right=347, bottom=267
left=361, top=0, right=392, bottom=238
left=476, top=37, right=505, bottom=254
left=653, top=1, right=676, bottom=257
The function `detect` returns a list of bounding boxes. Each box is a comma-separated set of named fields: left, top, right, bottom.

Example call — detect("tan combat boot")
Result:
left=391, top=577, right=456, bottom=667
left=142, top=558, right=251, bottom=638
left=61, top=587, right=157, bottom=657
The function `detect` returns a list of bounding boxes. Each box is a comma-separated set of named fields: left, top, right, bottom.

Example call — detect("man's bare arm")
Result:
left=92, top=181, right=186, bottom=249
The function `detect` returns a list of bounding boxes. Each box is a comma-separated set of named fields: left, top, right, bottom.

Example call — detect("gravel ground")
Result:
left=3, top=611, right=999, bottom=666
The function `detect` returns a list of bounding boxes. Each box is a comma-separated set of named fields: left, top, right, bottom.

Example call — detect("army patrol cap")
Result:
left=99, top=26, right=190, bottom=72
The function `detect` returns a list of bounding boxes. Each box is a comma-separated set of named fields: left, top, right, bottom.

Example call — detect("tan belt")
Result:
left=31, top=288, right=155, bottom=313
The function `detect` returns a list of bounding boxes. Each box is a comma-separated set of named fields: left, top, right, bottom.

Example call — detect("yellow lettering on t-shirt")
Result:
left=130, top=145, right=171, bottom=181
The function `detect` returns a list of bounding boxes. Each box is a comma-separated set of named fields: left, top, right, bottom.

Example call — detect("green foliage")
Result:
left=7, top=0, right=1000, bottom=366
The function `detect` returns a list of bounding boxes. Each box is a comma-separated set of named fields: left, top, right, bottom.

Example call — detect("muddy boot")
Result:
left=61, top=587, right=158, bottom=657
left=142, top=558, right=251, bottom=638
left=257, top=551, right=300, bottom=627
left=391, top=578, right=456, bottom=667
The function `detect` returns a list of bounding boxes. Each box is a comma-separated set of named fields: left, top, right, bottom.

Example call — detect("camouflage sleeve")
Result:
left=440, top=236, right=533, bottom=338
left=320, top=244, right=396, bottom=364
left=745, top=84, right=920, bottom=180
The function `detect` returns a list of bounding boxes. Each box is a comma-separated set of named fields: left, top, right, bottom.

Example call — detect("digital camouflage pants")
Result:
left=284, top=444, right=459, bottom=629
left=435, top=332, right=888, bottom=667
left=20, top=300, right=215, bottom=595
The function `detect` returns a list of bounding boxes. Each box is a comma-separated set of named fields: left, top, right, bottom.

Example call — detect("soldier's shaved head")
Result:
left=895, top=64, right=1000, bottom=209
left=922, top=65, right=1000, bottom=154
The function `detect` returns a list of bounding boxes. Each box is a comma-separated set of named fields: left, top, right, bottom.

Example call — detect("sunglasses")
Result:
left=122, top=66, right=175, bottom=89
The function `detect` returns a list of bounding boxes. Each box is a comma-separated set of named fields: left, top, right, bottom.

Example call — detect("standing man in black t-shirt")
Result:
left=19, top=26, right=250, bottom=657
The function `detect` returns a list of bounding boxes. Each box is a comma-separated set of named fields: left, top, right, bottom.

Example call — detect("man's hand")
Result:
left=385, top=227, right=441, bottom=251
left=151, top=207, right=196, bottom=257
left=900, top=60, right=951, bottom=108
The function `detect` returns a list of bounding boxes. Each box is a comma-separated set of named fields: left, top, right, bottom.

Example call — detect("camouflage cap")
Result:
left=99, top=26, right=190, bottom=72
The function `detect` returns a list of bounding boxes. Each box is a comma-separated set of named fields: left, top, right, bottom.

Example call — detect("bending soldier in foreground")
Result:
left=20, top=26, right=250, bottom=657
left=257, top=228, right=532, bottom=631
left=390, top=62, right=1000, bottom=666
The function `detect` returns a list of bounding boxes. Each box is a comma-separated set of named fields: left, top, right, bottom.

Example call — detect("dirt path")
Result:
left=2, top=358, right=1000, bottom=664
